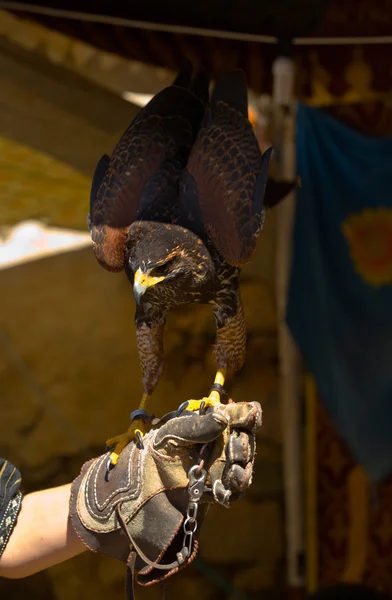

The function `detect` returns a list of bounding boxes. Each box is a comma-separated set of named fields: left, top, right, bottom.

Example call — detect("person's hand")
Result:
left=70, top=401, right=261, bottom=595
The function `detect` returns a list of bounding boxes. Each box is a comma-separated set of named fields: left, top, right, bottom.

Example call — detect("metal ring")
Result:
left=183, top=531, right=193, bottom=553
left=187, top=502, right=198, bottom=520
left=183, top=518, right=198, bottom=535
left=188, top=464, right=207, bottom=481
left=199, top=400, right=206, bottom=415
left=196, top=460, right=205, bottom=476
left=184, top=515, right=196, bottom=525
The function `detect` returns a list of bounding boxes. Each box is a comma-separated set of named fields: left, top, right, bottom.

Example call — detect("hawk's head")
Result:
left=126, top=221, right=215, bottom=306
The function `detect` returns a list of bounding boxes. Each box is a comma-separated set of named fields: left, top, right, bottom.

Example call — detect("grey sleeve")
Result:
left=0, top=459, right=23, bottom=557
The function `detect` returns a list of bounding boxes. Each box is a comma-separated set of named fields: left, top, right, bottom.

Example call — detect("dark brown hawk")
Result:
left=89, top=64, right=294, bottom=466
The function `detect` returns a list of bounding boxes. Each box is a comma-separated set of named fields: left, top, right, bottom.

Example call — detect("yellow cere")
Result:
left=134, top=268, right=165, bottom=288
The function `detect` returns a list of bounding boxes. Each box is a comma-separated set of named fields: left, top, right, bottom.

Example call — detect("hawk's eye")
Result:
left=151, top=259, right=175, bottom=277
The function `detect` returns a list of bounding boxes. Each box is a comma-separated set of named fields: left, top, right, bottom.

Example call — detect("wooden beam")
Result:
left=0, top=37, right=139, bottom=176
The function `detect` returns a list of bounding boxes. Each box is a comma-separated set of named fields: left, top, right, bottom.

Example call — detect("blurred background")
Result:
left=1, top=1, right=392, bottom=599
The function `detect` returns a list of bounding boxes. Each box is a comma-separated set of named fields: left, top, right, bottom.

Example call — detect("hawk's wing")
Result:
left=89, top=64, right=209, bottom=272
left=180, top=70, right=272, bottom=267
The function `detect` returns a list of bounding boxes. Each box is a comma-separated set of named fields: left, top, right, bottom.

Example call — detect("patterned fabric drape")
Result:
left=312, top=100, right=392, bottom=593
left=316, top=400, right=392, bottom=595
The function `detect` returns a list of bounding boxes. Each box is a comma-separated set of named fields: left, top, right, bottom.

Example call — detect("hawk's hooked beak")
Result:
left=133, top=268, right=165, bottom=304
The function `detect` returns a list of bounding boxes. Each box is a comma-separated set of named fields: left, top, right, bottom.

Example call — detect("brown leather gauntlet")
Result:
left=70, top=401, right=261, bottom=597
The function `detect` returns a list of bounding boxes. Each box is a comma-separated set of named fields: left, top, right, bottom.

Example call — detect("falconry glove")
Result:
left=70, top=401, right=262, bottom=598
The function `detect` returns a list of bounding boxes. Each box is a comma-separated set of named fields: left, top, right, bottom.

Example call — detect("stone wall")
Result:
left=0, top=211, right=285, bottom=600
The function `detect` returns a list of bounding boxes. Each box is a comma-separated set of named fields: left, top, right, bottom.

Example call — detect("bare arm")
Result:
left=0, top=483, right=86, bottom=579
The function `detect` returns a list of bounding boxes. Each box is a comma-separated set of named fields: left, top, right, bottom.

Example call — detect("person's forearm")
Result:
left=0, top=483, right=86, bottom=579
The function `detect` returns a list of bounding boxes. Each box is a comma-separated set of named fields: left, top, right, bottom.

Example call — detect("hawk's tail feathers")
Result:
left=210, top=69, right=248, bottom=117
left=172, top=60, right=193, bottom=88
left=190, top=67, right=210, bottom=106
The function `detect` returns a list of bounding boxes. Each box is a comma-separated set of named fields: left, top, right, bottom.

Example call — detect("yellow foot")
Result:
left=106, top=394, right=152, bottom=468
left=181, top=368, right=228, bottom=414
left=106, top=420, right=150, bottom=467
left=185, top=397, right=222, bottom=413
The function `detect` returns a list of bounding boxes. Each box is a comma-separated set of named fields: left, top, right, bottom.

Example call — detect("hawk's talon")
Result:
left=176, top=401, right=190, bottom=416
left=105, top=452, right=119, bottom=478
left=185, top=397, right=222, bottom=413
left=135, top=430, right=144, bottom=449
left=105, top=455, right=116, bottom=478
left=105, top=420, right=149, bottom=464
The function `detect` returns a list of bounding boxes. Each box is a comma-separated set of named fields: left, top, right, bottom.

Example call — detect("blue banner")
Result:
left=287, top=103, right=392, bottom=481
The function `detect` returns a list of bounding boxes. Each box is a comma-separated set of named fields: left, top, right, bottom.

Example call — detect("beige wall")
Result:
left=0, top=211, right=285, bottom=600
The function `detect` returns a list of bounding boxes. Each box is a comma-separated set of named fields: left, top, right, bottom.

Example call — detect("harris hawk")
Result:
left=89, top=64, right=294, bottom=466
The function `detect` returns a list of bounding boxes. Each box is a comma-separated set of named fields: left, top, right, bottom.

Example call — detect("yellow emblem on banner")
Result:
left=342, top=208, right=392, bottom=287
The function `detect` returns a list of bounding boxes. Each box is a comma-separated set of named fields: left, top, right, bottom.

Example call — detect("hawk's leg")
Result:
left=185, top=290, right=246, bottom=413
left=185, top=368, right=227, bottom=413
left=106, top=319, right=165, bottom=467
left=106, top=394, right=152, bottom=466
